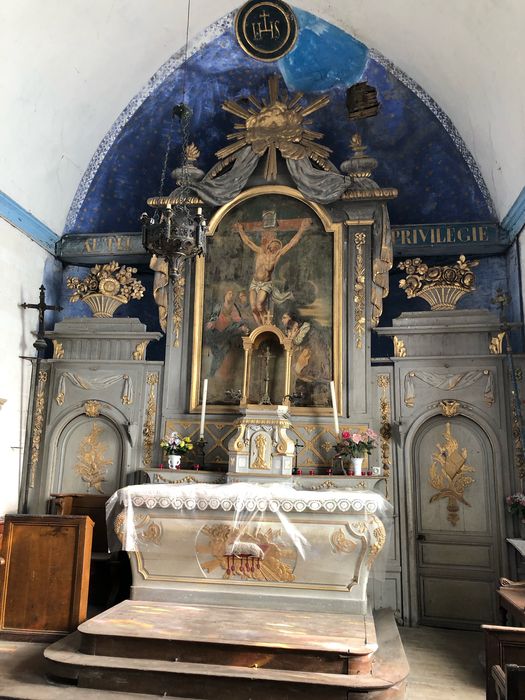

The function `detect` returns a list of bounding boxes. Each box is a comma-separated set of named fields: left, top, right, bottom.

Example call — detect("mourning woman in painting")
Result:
left=281, top=308, right=331, bottom=406
left=204, top=288, right=249, bottom=397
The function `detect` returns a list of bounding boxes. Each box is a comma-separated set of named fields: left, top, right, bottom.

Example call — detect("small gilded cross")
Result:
left=262, top=309, right=274, bottom=326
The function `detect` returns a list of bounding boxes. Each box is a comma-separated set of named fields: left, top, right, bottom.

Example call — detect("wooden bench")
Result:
left=483, top=624, right=525, bottom=700
left=491, top=663, right=525, bottom=700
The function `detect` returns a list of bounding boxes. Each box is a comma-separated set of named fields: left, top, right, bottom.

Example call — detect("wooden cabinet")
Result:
left=0, top=514, right=93, bottom=639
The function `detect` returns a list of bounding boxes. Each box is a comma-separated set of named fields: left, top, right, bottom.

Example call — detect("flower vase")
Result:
left=351, top=457, right=364, bottom=476
left=520, top=518, right=525, bottom=540
left=168, top=454, right=181, bottom=470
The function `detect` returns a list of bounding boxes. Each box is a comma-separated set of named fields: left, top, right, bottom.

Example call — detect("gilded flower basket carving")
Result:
left=398, top=255, right=478, bottom=310
left=67, top=261, right=145, bottom=318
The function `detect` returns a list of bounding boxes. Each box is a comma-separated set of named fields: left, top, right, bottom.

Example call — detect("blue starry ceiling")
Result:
left=66, top=8, right=495, bottom=235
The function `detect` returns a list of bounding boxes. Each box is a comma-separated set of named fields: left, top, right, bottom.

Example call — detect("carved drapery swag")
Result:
left=55, top=372, right=133, bottom=406
left=171, top=143, right=392, bottom=327
left=404, top=369, right=494, bottom=408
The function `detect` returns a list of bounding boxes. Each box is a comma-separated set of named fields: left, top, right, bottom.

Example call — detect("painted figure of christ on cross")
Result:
left=233, top=210, right=312, bottom=325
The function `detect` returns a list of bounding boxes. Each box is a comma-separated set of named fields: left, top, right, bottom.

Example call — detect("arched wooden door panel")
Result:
left=412, top=415, right=501, bottom=629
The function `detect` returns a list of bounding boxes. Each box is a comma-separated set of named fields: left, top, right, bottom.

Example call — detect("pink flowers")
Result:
left=335, top=428, right=378, bottom=458
left=507, top=493, right=525, bottom=518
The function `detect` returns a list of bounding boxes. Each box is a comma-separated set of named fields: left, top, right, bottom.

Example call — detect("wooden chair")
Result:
left=491, top=664, right=525, bottom=699
left=483, top=624, right=525, bottom=700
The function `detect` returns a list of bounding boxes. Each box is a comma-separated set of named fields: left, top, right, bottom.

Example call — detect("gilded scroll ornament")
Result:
left=114, top=509, right=162, bottom=546
left=439, top=400, right=460, bottom=417
left=398, top=255, right=478, bottom=310
left=84, top=400, right=101, bottom=417
left=217, top=74, right=331, bottom=181
left=132, top=341, right=148, bottom=361
left=29, top=370, right=48, bottom=488
left=354, top=232, right=366, bottom=349
left=330, top=528, right=356, bottom=553
left=489, top=332, right=505, bottom=355
left=377, top=374, right=392, bottom=478
left=142, top=373, right=159, bottom=468
left=52, top=340, right=64, bottom=359
left=367, top=515, right=386, bottom=568
left=74, top=422, right=112, bottom=493
left=428, top=422, right=475, bottom=526
left=67, top=261, right=145, bottom=318
left=197, top=524, right=296, bottom=583
left=393, top=336, right=407, bottom=358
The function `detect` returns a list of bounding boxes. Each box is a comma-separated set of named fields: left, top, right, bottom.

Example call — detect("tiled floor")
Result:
left=0, top=625, right=485, bottom=699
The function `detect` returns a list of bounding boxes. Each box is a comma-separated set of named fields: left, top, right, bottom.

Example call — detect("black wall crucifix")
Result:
left=21, top=285, right=63, bottom=356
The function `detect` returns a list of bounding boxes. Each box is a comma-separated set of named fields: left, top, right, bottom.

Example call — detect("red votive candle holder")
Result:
left=309, top=469, right=315, bottom=476
left=297, top=469, right=303, bottom=475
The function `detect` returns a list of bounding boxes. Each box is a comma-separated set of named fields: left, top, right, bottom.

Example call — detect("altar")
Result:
left=106, top=482, right=392, bottom=615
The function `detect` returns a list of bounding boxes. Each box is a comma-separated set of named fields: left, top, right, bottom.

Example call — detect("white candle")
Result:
left=199, top=378, right=208, bottom=439
left=330, top=380, right=339, bottom=436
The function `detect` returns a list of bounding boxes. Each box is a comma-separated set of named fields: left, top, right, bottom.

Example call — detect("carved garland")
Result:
left=353, top=232, right=366, bottom=349
left=377, top=375, right=392, bottom=478
left=142, top=373, right=159, bottom=467
left=172, top=275, right=185, bottom=348
left=29, top=370, right=48, bottom=488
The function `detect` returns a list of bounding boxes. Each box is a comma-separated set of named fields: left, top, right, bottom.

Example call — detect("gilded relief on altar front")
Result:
left=190, top=187, right=342, bottom=415
left=195, top=523, right=297, bottom=583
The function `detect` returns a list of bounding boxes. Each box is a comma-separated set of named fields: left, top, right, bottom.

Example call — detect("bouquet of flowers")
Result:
left=160, top=432, right=193, bottom=456
left=335, top=428, right=378, bottom=458
left=506, top=492, right=525, bottom=519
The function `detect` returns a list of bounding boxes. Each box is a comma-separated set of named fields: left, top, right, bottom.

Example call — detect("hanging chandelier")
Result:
left=141, top=105, right=207, bottom=281
left=140, top=0, right=207, bottom=281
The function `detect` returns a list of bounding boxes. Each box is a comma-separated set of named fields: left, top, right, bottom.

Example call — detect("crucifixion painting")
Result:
left=198, top=192, right=338, bottom=409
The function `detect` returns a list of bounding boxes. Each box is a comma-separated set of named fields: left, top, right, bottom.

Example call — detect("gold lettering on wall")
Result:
left=393, top=224, right=496, bottom=248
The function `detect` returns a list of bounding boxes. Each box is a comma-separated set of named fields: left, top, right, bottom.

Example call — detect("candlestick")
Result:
left=330, top=380, right=339, bottom=436
left=199, top=378, right=208, bottom=439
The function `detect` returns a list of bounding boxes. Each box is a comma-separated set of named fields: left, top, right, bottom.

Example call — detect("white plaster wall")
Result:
left=0, top=219, right=51, bottom=515
left=1, top=0, right=524, bottom=232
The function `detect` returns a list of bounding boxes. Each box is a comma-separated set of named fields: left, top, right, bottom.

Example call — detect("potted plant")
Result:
left=335, top=429, right=378, bottom=476
left=160, top=432, right=194, bottom=469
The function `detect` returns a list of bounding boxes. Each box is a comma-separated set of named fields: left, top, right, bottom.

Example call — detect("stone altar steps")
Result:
left=44, top=601, right=408, bottom=699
